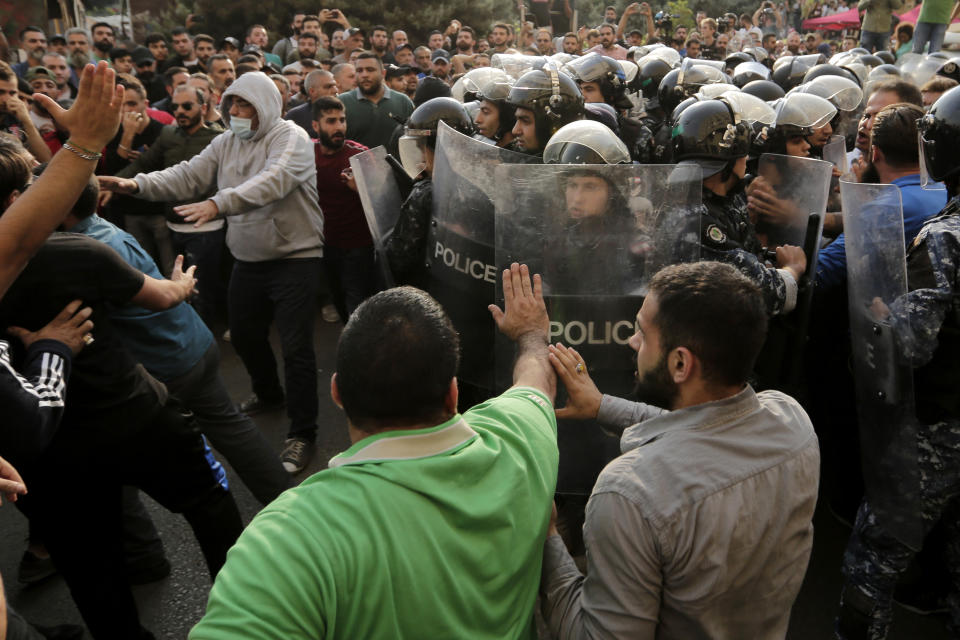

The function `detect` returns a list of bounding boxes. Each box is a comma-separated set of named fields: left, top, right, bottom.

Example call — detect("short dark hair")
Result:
left=163, top=66, right=189, bottom=86
left=648, top=262, right=768, bottom=387
left=870, top=79, right=923, bottom=107
left=195, top=34, right=215, bottom=46
left=90, top=22, right=114, bottom=35
left=171, top=27, right=191, bottom=39
left=492, top=23, right=511, bottom=33
left=371, top=25, right=388, bottom=35
left=207, top=53, right=231, bottom=67
left=109, top=47, right=131, bottom=61
left=145, top=33, right=166, bottom=46
left=872, top=102, right=925, bottom=168
left=311, top=95, right=345, bottom=120
left=459, top=26, right=477, bottom=39
left=0, top=133, right=33, bottom=205
left=117, top=73, right=146, bottom=99
left=355, top=51, right=382, bottom=67
left=237, top=54, right=261, bottom=65
left=299, top=32, right=319, bottom=43
left=336, top=287, right=460, bottom=429
left=33, top=162, right=98, bottom=220
left=302, top=14, right=321, bottom=26
left=19, top=26, right=44, bottom=40
left=0, top=62, right=14, bottom=83
left=236, top=62, right=260, bottom=76
left=921, top=76, right=959, bottom=94
left=605, top=5, right=617, bottom=12
left=598, top=23, right=616, bottom=33
left=246, top=24, right=267, bottom=38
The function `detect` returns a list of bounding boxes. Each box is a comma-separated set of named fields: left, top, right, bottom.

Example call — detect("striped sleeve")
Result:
left=0, top=339, right=73, bottom=465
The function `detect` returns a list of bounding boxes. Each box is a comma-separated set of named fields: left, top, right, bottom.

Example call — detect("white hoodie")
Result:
left=135, top=71, right=324, bottom=262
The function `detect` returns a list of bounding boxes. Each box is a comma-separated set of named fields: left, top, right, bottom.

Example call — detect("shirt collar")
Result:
left=329, top=415, right=479, bottom=468
left=355, top=86, right=392, bottom=103
left=891, top=173, right=921, bottom=187
left=620, top=385, right=760, bottom=453
left=70, top=213, right=104, bottom=235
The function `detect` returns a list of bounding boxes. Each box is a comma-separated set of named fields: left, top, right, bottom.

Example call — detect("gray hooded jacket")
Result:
left=134, top=71, right=324, bottom=262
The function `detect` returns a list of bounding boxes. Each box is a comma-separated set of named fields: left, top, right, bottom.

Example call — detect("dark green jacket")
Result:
left=117, top=122, right=224, bottom=222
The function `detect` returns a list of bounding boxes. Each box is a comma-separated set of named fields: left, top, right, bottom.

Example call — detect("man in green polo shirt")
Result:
left=338, top=51, right=414, bottom=148
left=190, top=263, right=558, bottom=640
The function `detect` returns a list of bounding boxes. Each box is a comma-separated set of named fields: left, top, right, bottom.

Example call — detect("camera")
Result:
left=654, top=11, right=675, bottom=33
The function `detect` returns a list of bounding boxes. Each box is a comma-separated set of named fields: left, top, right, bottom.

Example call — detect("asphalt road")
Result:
left=0, top=319, right=950, bottom=639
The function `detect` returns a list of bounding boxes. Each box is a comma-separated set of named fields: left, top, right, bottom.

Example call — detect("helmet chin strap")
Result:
left=545, top=66, right=563, bottom=120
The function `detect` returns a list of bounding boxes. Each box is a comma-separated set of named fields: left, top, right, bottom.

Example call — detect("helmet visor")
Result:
left=918, top=127, right=946, bottom=190
left=399, top=135, right=428, bottom=179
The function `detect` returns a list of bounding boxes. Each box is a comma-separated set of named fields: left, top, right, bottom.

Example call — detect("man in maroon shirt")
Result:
left=312, top=95, right=378, bottom=321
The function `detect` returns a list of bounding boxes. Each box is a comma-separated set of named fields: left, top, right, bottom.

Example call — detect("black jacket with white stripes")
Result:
left=0, top=338, right=72, bottom=466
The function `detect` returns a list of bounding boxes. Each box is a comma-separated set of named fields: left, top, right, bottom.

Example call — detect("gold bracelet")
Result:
left=61, top=141, right=102, bottom=161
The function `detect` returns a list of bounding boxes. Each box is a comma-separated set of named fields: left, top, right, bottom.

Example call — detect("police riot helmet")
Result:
left=772, top=54, right=826, bottom=91
left=583, top=102, right=621, bottom=135
left=741, top=79, right=786, bottom=101
left=451, top=67, right=510, bottom=103
left=936, top=59, right=960, bottom=83
left=543, top=119, right=631, bottom=164
left=794, top=75, right=863, bottom=112
left=399, top=97, right=476, bottom=178
left=670, top=95, right=703, bottom=124
left=919, top=86, right=960, bottom=184
left=724, top=51, right=754, bottom=73
left=638, top=58, right=674, bottom=105
left=733, top=61, right=772, bottom=88
left=868, top=64, right=902, bottom=81
left=875, top=50, right=896, bottom=65
left=802, top=63, right=861, bottom=87
left=658, top=61, right=730, bottom=115
left=475, top=76, right=517, bottom=140
left=507, top=66, right=585, bottom=149
left=672, top=98, right=754, bottom=177
left=563, top=53, right=632, bottom=110
left=858, top=54, right=884, bottom=69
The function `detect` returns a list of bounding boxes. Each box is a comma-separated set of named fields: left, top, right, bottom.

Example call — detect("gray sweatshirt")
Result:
left=134, top=71, right=324, bottom=262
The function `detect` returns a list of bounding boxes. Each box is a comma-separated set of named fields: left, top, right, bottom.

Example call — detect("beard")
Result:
left=94, top=40, right=112, bottom=54
left=456, top=41, right=471, bottom=52
left=358, top=78, right=381, bottom=96
left=319, top=130, right=345, bottom=149
left=70, top=50, right=91, bottom=68
left=633, top=353, right=679, bottom=410
left=177, top=112, right=202, bottom=130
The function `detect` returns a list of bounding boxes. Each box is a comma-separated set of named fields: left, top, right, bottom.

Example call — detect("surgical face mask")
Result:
left=230, top=116, right=256, bottom=139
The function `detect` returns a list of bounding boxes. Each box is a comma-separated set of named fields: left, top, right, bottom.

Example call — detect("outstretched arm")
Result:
left=0, top=62, right=122, bottom=299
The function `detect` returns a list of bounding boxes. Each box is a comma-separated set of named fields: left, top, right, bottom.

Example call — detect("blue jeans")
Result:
left=913, top=21, right=949, bottom=53
left=171, top=227, right=226, bottom=329
left=228, top=258, right=321, bottom=440
left=860, top=29, right=890, bottom=53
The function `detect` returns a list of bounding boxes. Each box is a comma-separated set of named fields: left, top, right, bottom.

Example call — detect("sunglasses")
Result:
left=173, top=102, right=196, bottom=111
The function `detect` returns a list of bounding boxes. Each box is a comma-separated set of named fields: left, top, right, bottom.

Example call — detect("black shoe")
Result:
left=281, top=437, right=314, bottom=474
left=238, top=392, right=285, bottom=416
left=18, top=549, right=57, bottom=585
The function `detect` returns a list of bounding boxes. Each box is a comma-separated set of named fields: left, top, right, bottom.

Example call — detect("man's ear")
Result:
left=445, top=377, right=459, bottom=415
left=330, top=372, right=344, bottom=409
left=668, top=346, right=697, bottom=385
left=871, top=144, right=882, bottom=166
left=312, top=120, right=321, bottom=135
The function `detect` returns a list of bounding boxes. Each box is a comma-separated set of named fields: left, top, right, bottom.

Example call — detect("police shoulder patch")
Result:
left=707, top=224, right=726, bottom=244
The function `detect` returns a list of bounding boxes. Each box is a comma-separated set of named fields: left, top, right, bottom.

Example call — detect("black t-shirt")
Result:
left=102, top=118, right=167, bottom=217
left=0, top=233, right=155, bottom=418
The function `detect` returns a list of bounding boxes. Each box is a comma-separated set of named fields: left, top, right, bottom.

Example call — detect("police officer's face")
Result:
left=580, top=81, right=604, bottom=104
left=512, top=107, right=539, bottom=151
left=475, top=100, right=501, bottom=139
left=808, top=121, right=832, bottom=147
left=785, top=135, right=810, bottom=157
left=565, top=175, right=610, bottom=218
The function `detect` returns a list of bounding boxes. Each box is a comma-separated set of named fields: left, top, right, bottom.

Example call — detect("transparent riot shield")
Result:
left=841, top=180, right=921, bottom=549
left=494, top=163, right=701, bottom=494
left=350, top=146, right=408, bottom=288
left=822, top=134, right=848, bottom=174
left=428, top=121, right=537, bottom=399
left=752, top=153, right=832, bottom=393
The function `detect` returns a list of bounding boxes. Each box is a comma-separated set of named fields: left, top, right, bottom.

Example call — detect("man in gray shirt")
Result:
left=540, top=261, right=820, bottom=639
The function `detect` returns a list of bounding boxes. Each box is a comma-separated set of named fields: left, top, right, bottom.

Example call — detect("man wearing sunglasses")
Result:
left=113, top=84, right=225, bottom=328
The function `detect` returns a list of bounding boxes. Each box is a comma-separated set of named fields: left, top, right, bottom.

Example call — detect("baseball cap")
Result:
left=25, top=67, right=56, bottom=83
left=219, top=36, right=241, bottom=50
left=50, top=33, right=66, bottom=44
left=131, top=46, right=155, bottom=65
left=346, top=27, right=365, bottom=38
left=432, top=48, right=450, bottom=64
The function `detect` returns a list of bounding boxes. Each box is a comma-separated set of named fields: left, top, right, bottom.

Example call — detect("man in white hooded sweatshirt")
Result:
left=100, top=71, right=325, bottom=473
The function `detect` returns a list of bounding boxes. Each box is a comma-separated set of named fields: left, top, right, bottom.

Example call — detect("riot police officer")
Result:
left=671, top=97, right=807, bottom=316
left=506, top=66, right=585, bottom=158
left=473, top=76, right=517, bottom=148
left=385, top=97, right=475, bottom=286
left=837, top=84, right=960, bottom=640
